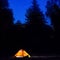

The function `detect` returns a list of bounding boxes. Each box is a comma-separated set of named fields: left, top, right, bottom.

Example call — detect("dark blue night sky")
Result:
left=8, top=0, right=51, bottom=25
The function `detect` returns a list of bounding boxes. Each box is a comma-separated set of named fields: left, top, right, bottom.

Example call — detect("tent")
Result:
left=14, top=49, right=31, bottom=58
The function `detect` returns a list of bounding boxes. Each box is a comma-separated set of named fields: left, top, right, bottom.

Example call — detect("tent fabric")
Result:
left=14, top=49, right=31, bottom=58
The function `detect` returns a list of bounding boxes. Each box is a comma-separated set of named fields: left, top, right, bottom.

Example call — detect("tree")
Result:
left=0, top=0, right=9, bottom=9
left=25, top=0, right=54, bottom=47
left=46, top=0, right=60, bottom=31
left=46, top=0, right=60, bottom=48
left=15, top=20, right=22, bottom=26
left=15, top=20, right=22, bottom=31
left=0, top=0, right=14, bottom=49
left=25, top=0, right=45, bottom=29
left=0, top=0, right=14, bottom=31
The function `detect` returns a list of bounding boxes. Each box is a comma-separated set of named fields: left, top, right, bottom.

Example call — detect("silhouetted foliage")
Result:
left=46, top=0, right=60, bottom=46
left=46, top=0, right=60, bottom=30
left=25, top=0, right=46, bottom=35
left=0, top=0, right=14, bottom=49
left=0, top=0, right=9, bottom=9
left=0, top=0, right=14, bottom=31
left=14, top=20, right=23, bottom=31
left=24, top=0, right=54, bottom=47
left=0, top=9, right=14, bottom=30
left=0, top=0, right=59, bottom=57
left=25, top=0, right=45, bottom=26
left=25, top=0, right=46, bottom=44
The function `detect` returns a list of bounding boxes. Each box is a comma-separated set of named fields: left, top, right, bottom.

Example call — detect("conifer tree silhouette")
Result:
left=0, top=0, right=14, bottom=49
left=0, top=0, right=8, bottom=9
left=0, top=0, right=14, bottom=31
left=46, top=0, right=60, bottom=30
left=15, top=20, right=23, bottom=31
left=25, top=0, right=45, bottom=34
left=25, top=0, right=49, bottom=47
left=46, top=0, right=60, bottom=47
left=25, top=0, right=45, bottom=25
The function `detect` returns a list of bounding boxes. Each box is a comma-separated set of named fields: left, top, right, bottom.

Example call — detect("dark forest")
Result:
left=0, top=0, right=60, bottom=59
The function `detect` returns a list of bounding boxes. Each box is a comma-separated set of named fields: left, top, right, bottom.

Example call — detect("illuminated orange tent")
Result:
left=14, top=49, right=31, bottom=58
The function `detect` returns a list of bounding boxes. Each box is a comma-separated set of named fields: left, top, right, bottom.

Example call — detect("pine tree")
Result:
left=25, top=0, right=45, bottom=29
left=0, top=0, right=14, bottom=31
left=0, top=0, right=14, bottom=47
left=25, top=0, right=47, bottom=45
left=15, top=20, right=22, bottom=31
left=46, top=0, right=60, bottom=47
left=0, top=0, right=8, bottom=9
left=46, top=0, right=60, bottom=30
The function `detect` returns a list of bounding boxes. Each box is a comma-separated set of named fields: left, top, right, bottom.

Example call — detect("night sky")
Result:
left=8, top=0, right=50, bottom=24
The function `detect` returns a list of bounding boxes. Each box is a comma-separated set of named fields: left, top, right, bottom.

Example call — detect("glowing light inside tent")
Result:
left=15, top=49, right=31, bottom=58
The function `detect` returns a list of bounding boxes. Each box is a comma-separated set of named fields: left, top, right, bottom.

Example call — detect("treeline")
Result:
left=0, top=0, right=60, bottom=55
